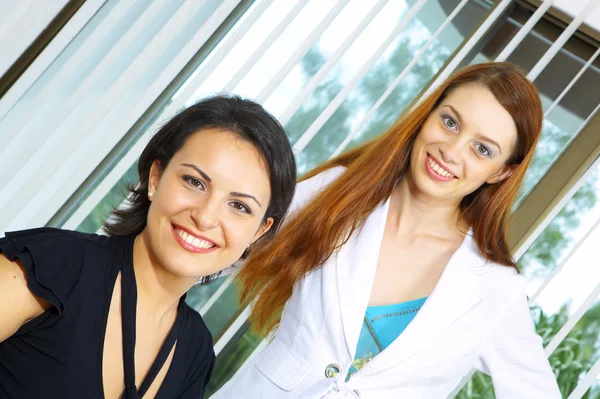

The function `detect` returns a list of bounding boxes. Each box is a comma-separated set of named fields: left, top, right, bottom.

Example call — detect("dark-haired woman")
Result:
left=0, top=95, right=297, bottom=399
left=214, top=63, right=560, bottom=398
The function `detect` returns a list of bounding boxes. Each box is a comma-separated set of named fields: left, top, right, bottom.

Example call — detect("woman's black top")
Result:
left=0, top=228, right=215, bottom=398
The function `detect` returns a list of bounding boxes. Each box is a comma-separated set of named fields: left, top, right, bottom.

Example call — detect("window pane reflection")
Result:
left=541, top=297, right=600, bottom=398
left=469, top=2, right=600, bottom=202
left=205, top=329, right=262, bottom=396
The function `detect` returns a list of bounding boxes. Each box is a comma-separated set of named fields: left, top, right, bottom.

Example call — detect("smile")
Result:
left=172, top=224, right=219, bottom=253
left=425, top=154, right=457, bottom=181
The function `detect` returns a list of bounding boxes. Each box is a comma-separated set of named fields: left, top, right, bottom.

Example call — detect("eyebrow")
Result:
left=231, top=192, right=262, bottom=207
left=181, top=163, right=262, bottom=207
left=182, top=163, right=212, bottom=182
left=444, top=105, right=503, bottom=154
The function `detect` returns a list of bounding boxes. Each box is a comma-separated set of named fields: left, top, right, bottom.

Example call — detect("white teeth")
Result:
left=191, top=237, right=211, bottom=249
left=176, top=228, right=215, bottom=249
left=428, top=157, right=453, bottom=178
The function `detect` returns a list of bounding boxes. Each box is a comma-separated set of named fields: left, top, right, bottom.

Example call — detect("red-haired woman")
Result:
left=213, top=62, right=561, bottom=399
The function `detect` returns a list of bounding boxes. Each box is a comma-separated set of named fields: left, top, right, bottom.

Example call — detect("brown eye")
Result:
left=183, top=176, right=205, bottom=190
left=229, top=201, right=252, bottom=214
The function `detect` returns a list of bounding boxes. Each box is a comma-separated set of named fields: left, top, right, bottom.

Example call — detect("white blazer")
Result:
left=212, top=167, right=560, bottom=399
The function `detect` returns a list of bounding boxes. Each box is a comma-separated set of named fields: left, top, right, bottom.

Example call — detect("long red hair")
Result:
left=238, top=62, right=543, bottom=336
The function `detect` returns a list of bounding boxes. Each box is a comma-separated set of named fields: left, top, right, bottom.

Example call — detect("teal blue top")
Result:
left=346, top=297, right=427, bottom=380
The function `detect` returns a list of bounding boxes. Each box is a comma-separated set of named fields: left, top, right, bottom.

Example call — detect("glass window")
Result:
left=590, top=380, right=600, bottom=399
left=456, top=160, right=600, bottom=398
left=0, top=0, right=68, bottom=78
left=543, top=298, right=600, bottom=398
left=284, top=0, right=486, bottom=174
left=520, top=165, right=600, bottom=297
left=77, top=163, right=138, bottom=234
left=205, top=329, right=263, bottom=396
left=0, top=0, right=230, bottom=233
left=467, top=2, right=600, bottom=203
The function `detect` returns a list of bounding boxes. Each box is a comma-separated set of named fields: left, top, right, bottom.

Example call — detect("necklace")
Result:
left=363, top=305, right=423, bottom=352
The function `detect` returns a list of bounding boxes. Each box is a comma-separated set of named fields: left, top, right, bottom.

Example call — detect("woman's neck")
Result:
left=390, top=173, right=466, bottom=241
left=132, top=234, right=197, bottom=322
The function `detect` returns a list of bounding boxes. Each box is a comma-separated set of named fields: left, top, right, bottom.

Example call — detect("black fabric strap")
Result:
left=119, top=242, right=186, bottom=398
left=138, top=299, right=186, bottom=396
left=120, top=253, right=139, bottom=399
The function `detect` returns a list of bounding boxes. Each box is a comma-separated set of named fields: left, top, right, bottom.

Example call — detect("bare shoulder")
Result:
left=0, top=254, right=50, bottom=342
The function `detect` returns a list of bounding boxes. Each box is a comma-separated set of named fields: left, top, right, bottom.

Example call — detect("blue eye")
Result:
left=476, top=144, right=491, bottom=157
left=442, top=114, right=458, bottom=132
left=183, top=176, right=206, bottom=190
left=230, top=201, right=252, bottom=215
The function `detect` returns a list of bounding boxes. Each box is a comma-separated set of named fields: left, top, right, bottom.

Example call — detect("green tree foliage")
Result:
left=286, top=22, right=451, bottom=175
left=456, top=303, right=600, bottom=399
left=77, top=163, right=138, bottom=233
left=518, top=124, right=599, bottom=276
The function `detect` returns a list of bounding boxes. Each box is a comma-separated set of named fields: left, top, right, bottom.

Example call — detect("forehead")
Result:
left=172, top=128, right=271, bottom=201
left=440, top=84, right=518, bottom=152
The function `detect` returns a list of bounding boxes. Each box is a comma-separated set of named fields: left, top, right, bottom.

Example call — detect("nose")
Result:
left=190, top=197, right=220, bottom=231
left=439, top=137, right=464, bottom=165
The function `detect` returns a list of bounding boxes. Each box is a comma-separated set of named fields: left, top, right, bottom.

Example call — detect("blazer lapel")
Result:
left=369, top=231, right=487, bottom=370
left=336, top=198, right=391, bottom=358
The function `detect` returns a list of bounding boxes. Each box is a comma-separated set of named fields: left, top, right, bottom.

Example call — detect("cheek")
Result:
left=222, top=217, right=263, bottom=250
left=147, top=188, right=196, bottom=234
left=411, top=126, right=439, bottom=162
left=462, top=159, right=501, bottom=186
left=412, top=127, right=446, bottom=161
left=419, top=118, right=445, bottom=140
left=410, top=130, right=427, bottom=162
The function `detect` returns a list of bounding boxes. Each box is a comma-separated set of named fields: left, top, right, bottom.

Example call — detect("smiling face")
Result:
left=408, top=84, right=519, bottom=204
left=142, top=128, right=273, bottom=279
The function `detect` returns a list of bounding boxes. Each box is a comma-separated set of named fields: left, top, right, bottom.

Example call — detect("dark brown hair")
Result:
left=104, top=95, right=297, bottom=283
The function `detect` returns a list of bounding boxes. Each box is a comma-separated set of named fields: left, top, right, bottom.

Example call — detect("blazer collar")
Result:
left=335, top=200, right=487, bottom=367
left=336, top=197, right=390, bottom=357
left=372, top=231, right=486, bottom=370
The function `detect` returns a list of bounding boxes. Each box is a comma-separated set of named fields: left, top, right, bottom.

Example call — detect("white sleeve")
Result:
left=474, top=293, right=561, bottom=398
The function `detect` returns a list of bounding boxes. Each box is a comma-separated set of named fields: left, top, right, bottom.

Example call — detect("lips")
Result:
left=171, top=224, right=219, bottom=253
left=425, top=153, right=457, bottom=181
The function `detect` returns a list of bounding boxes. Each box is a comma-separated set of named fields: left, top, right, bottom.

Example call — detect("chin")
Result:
left=164, top=263, right=212, bottom=280
left=413, top=172, right=459, bottom=201
left=412, top=169, right=441, bottom=193
left=164, top=253, right=238, bottom=280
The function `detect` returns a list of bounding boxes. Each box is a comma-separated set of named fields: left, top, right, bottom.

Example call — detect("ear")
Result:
left=486, top=164, right=516, bottom=185
left=251, top=217, right=274, bottom=244
left=148, top=160, right=162, bottom=196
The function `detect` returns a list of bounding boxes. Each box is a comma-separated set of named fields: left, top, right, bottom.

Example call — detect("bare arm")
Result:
left=0, top=254, right=50, bottom=342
